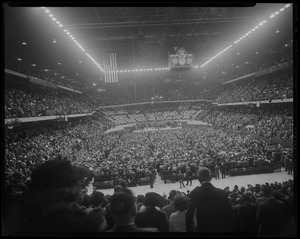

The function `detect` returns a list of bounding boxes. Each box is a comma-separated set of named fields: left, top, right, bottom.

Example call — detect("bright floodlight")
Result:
left=45, top=9, right=50, bottom=13
left=49, top=14, right=53, bottom=17
left=56, top=21, right=60, bottom=24
left=66, top=32, right=70, bottom=35
left=41, top=7, right=46, bottom=9
left=59, top=24, right=63, bottom=28
left=279, top=8, right=285, bottom=11
left=52, top=17, right=57, bottom=21
left=285, top=4, right=291, bottom=8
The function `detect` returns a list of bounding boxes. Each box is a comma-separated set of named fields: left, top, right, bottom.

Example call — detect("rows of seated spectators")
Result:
left=5, top=69, right=293, bottom=119
left=195, top=108, right=293, bottom=141
left=4, top=155, right=294, bottom=235
left=5, top=85, right=98, bottom=119
left=5, top=72, right=293, bottom=118
left=216, top=74, right=293, bottom=104
left=4, top=116, right=113, bottom=195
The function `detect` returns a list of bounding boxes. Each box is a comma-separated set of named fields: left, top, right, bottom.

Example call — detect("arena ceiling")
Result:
left=4, top=3, right=293, bottom=89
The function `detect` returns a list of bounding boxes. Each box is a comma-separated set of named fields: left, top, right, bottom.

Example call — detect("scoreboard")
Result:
left=168, top=48, right=194, bottom=70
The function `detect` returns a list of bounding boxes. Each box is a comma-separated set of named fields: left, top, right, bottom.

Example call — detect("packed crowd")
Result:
left=5, top=85, right=97, bottom=119
left=195, top=108, right=293, bottom=141
left=5, top=72, right=293, bottom=120
left=3, top=157, right=295, bottom=236
left=216, top=74, right=293, bottom=104
left=4, top=116, right=113, bottom=195
left=73, top=127, right=292, bottom=185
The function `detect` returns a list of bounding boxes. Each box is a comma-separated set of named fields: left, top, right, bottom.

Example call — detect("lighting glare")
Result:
left=279, top=8, right=285, bottom=11
left=59, top=24, right=63, bottom=27
left=49, top=14, right=53, bottom=17
left=45, top=9, right=50, bottom=13
left=284, top=4, right=290, bottom=8
left=52, top=17, right=57, bottom=21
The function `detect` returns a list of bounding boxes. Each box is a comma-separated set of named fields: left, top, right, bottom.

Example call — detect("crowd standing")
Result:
left=3, top=159, right=295, bottom=236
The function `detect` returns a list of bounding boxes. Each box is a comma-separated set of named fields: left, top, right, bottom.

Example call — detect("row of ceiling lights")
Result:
left=41, top=7, right=104, bottom=73
left=199, top=4, right=291, bottom=68
left=104, top=4, right=291, bottom=74
left=116, top=65, right=200, bottom=73
left=40, top=5, right=290, bottom=77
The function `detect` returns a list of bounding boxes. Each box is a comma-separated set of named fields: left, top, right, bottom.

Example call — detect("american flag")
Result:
left=104, top=52, right=118, bottom=83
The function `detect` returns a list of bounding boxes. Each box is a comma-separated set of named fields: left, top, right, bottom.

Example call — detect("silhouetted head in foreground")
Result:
left=19, top=159, right=98, bottom=235
left=197, top=167, right=212, bottom=185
